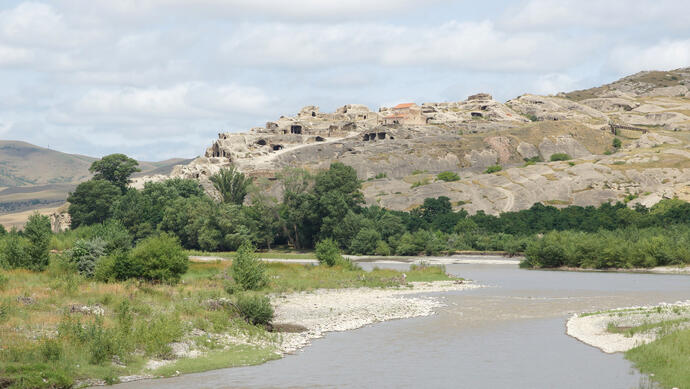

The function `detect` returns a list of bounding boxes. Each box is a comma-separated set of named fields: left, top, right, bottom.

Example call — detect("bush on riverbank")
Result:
left=230, top=242, right=268, bottom=291
left=522, top=226, right=690, bottom=269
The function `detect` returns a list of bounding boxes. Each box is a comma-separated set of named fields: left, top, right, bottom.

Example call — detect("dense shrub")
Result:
left=315, top=238, right=343, bottom=266
left=65, top=238, right=106, bottom=278
left=86, top=220, right=132, bottom=254
left=93, top=254, right=117, bottom=282
left=374, top=240, right=392, bottom=256
left=437, top=171, right=460, bottom=182
left=349, top=228, right=382, bottom=255
left=522, top=227, right=690, bottom=269
left=114, top=234, right=188, bottom=283
left=484, top=165, right=502, bottom=174
left=24, top=213, right=52, bottom=271
left=235, top=294, right=274, bottom=326
left=0, top=230, right=29, bottom=269
left=231, top=242, right=268, bottom=290
left=549, top=153, right=571, bottom=161
left=612, top=137, right=622, bottom=149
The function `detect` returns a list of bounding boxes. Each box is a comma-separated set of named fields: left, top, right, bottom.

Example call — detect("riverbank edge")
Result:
left=190, top=254, right=523, bottom=266
left=565, top=300, right=690, bottom=354
left=544, top=265, right=690, bottom=275
left=96, top=280, right=482, bottom=387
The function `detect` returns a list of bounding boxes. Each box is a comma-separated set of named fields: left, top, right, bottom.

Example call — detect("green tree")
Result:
left=231, top=242, right=267, bottom=290
left=612, top=137, right=622, bottom=149
left=279, top=167, right=318, bottom=249
left=244, top=195, right=282, bottom=249
left=210, top=166, right=253, bottom=205
left=314, top=163, right=365, bottom=239
left=23, top=213, right=52, bottom=271
left=349, top=227, right=382, bottom=255
left=67, top=180, right=122, bottom=228
left=111, top=179, right=205, bottom=239
left=89, top=153, right=141, bottom=191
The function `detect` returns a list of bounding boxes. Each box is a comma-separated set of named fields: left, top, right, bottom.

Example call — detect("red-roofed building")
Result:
left=383, top=102, right=425, bottom=125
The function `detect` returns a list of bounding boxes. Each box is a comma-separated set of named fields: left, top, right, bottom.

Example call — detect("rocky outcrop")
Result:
left=132, top=68, right=690, bottom=215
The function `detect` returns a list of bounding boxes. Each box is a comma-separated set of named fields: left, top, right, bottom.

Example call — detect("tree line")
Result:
left=3, top=153, right=689, bottom=273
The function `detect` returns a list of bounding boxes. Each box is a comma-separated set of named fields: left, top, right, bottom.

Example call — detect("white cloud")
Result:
left=66, top=83, right=272, bottom=122
left=533, top=73, right=578, bottom=95
left=0, top=0, right=687, bottom=160
left=503, top=0, right=690, bottom=30
left=0, top=44, right=33, bottom=66
left=222, top=20, right=588, bottom=71
left=60, top=0, right=448, bottom=21
left=608, top=39, right=690, bottom=74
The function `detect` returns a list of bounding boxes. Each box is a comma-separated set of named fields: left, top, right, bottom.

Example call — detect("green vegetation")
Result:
left=89, top=154, right=141, bottom=191
left=626, top=328, right=690, bottom=389
left=229, top=242, right=268, bottom=291
left=210, top=166, right=253, bottom=205
left=522, top=226, right=690, bottom=269
left=612, top=137, right=622, bottom=149
left=315, top=238, right=345, bottom=266
left=484, top=165, right=502, bottom=174
left=549, top=153, right=571, bottom=161
left=523, top=156, right=543, bottom=166
left=374, top=172, right=387, bottom=179
left=0, top=244, right=453, bottom=388
left=436, top=171, right=460, bottom=182
left=235, top=294, right=274, bottom=325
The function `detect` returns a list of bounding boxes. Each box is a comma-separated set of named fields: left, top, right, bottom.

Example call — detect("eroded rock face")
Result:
left=133, top=68, right=690, bottom=215
left=538, top=136, right=591, bottom=160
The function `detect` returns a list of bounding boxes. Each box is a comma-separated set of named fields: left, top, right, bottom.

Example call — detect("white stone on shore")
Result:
left=566, top=301, right=690, bottom=353
left=272, top=280, right=481, bottom=354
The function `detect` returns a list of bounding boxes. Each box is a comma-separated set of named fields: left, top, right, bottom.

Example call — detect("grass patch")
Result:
left=153, top=345, right=279, bottom=377
left=608, top=317, right=690, bottom=337
left=626, top=328, right=690, bottom=389
left=0, top=256, right=457, bottom=387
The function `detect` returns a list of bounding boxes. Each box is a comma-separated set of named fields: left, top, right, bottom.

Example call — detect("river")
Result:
left=115, top=261, right=690, bottom=389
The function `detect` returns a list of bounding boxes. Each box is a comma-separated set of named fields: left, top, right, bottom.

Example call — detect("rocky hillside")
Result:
left=134, top=68, right=690, bottom=215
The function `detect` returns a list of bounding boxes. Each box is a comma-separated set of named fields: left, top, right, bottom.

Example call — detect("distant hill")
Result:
left=563, top=67, right=690, bottom=101
left=0, top=140, right=191, bottom=219
left=0, top=140, right=96, bottom=187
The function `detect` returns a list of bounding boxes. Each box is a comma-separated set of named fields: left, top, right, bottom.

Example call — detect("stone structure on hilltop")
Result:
left=131, top=67, right=690, bottom=215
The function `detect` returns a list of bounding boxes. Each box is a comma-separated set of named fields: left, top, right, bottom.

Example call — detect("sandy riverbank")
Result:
left=120, top=279, right=481, bottom=385
left=552, top=265, right=690, bottom=275
left=272, top=280, right=482, bottom=353
left=566, top=301, right=690, bottom=353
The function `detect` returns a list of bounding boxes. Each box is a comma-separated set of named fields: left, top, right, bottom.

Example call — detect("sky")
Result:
left=0, top=0, right=689, bottom=161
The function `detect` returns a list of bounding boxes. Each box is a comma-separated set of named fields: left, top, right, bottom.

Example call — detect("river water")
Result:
left=117, top=262, right=690, bottom=389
